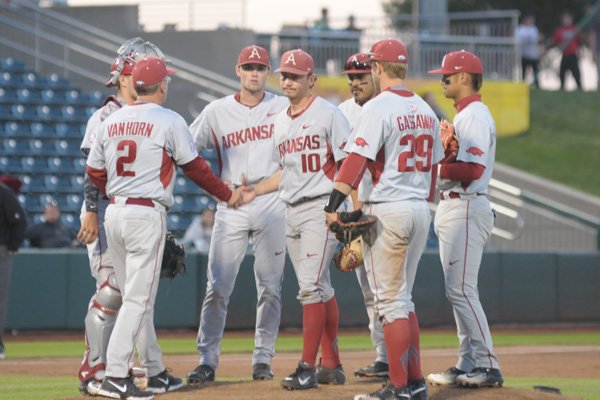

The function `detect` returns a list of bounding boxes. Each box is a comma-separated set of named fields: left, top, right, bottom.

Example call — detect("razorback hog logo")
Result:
left=249, top=47, right=261, bottom=60
left=466, top=147, right=484, bottom=156
left=354, top=138, right=368, bottom=147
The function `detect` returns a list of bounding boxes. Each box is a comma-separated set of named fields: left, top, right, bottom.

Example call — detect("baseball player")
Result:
left=242, top=49, right=350, bottom=390
left=86, top=57, right=241, bottom=400
left=185, top=45, right=288, bottom=384
left=338, top=52, right=388, bottom=379
left=323, top=39, right=444, bottom=400
left=76, top=37, right=166, bottom=396
left=426, top=50, right=503, bottom=388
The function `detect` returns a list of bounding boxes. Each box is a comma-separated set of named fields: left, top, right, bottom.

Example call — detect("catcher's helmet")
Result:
left=105, top=37, right=168, bottom=87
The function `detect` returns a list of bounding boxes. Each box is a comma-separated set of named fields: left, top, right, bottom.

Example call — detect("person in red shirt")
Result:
left=553, top=10, right=583, bottom=90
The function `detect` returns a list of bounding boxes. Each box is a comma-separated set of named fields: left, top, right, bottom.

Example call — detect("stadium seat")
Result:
left=0, top=88, right=17, bottom=103
left=26, top=175, right=46, bottom=192
left=64, top=194, right=82, bottom=212
left=21, top=72, right=38, bottom=88
left=47, top=156, right=66, bottom=173
left=4, top=121, right=29, bottom=137
left=0, top=156, right=21, bottom=173
left=16, top=88, right=41, bottom=104
left=69, top=175, right=84, bottom=192
left=88, top=91, right=104, bottom=106
left=29, top=138, right=54, bottom=155
left=170, top=195, right=184, bottom=212
left=41, top=89, right=65, bottom=104
left=39, top=194, right=57, bottom=209
left=30, top=121, right=55, bottom=137
left=21, top=156, right=47, bottom=172
left=46, top=73, right=69, bottom=89
left=55, top=122, right=81, bottom=138
left=72, top=158, right=86, bottom=171
left=0, top=57, right=25, bottom=72
left=64, top=89, right=80, bottom=104
left=167, top=213, right=186, bottom=231
left=2, top=138, right=28, bottom=155
left=0, top=104, right=11, bottom=119
left=0, top=72, right=19, bottom=87
left=43, top=175, right=59, bottom=192
left=37, top=105, right=61, bottom=120
left=61, top=212, right=78, bottom=229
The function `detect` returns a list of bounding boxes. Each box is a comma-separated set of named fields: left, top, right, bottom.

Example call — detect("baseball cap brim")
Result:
left=427, top=67, right=454, bottom=74
left=344, top=68, right=371, bottom=75
left=275, top=66, right=311, bottom=76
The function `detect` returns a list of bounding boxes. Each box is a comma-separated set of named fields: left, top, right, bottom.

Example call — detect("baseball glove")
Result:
left=160, top=232, right=186, bottom=279
left=329, top=210, right=378, bottom=245
left=334, top=236, right=364, bottom=272
left=440, top=118, right=459, bottom=162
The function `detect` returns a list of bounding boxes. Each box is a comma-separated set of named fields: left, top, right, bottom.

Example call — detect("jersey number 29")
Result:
left=397, top=134, right=433, bottom=172
left=116, top=140, right=136, bottom=177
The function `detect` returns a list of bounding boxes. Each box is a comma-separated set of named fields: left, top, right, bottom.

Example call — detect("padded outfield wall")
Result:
left=5, top=250, right=600, bottom=330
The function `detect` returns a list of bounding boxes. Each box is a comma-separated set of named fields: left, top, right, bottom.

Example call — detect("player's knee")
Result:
left=94, top=270, right=122, bottom=313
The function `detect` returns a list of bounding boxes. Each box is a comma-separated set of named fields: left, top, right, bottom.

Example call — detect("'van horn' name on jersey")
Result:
left=107, top=122, right=154, bottom=138
left=277, top=134, right=320, bottom=158
left=222, top=124, right=274, bottom=149
left=396, top=114, right=436, bottom=131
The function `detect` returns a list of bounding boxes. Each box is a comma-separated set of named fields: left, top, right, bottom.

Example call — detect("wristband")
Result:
left=324, top=189, right=346, bottom=213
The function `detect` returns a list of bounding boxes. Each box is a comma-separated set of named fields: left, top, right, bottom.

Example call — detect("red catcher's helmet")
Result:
left=105, top=37, right=168, bottom=87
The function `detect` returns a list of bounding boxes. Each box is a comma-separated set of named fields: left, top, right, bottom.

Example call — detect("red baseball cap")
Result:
left=132, top=57, right=176, bottom=88
left=428, top=50, right=483, bottom=75
left=368, top=39, right=408, bottom=63
left=237, top=45, right=270, bottom=67
left=344, top=52, right=371, bottom=74
left=276, top=49, right=314, bottom=76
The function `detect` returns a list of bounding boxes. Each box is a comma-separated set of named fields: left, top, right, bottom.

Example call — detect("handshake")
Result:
left=225, top=176, right=259, bottom=209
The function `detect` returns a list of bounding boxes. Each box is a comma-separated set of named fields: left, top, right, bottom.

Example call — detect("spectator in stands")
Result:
left=516, top=13, right=541, bottom=88
left=553, top=11, right=583, bottom=90
left=345, top=15, right=360, bottom=32
left=25, top=202, right=76, bottom=248
left=180, top=205, right=215, bottom=252
left=314, top=7, right=330, bottom=30
left=0, top=175, right=27, bottom=360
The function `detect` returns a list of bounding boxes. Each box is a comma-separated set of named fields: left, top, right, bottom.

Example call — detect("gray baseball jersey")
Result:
left=189, top=91, right=288, bottom=369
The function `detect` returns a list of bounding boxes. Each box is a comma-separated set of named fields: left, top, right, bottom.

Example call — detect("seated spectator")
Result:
left=180, top=206, right=215, bottom=252
left=25, top=202, right=76, bottom=248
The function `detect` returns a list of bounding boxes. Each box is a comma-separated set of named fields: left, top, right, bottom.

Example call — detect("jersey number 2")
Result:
left=398, top=134, right=433, bottom=172
left=116, top=140, right=137, bottom=177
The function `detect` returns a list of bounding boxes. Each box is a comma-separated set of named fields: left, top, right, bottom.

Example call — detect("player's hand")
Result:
left=240, top=185, right=257, bottom=205
left=227, top=188, right=242, bottom=208
left=78, top=212, right=99, bottom=244
left=325, top=211, right=338, bottom=228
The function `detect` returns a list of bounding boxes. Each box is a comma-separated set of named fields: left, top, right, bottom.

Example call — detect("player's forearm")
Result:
left=439, top=162, right=485, bottom=182
left=86, top=166, right=108, bottom=196
left=349, top=189, right=362, bottom=210
left=181, top=157, right=232, bottom=202
left=254, top=170, right=281, bottom=196
left=83, top=173, right=100, bottom=213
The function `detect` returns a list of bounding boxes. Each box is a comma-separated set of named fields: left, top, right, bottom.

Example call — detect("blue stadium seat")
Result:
left=36, top=105, right=61, bottom=121
left=0, top=88, right=17, bottom=103
left=61, top=213, right=79, bottom=229
left=72, top=158, right=87, bottom=171
left=4, top=121, right=30, bottom=137
left=16, top=88, right=41, bottom=104
left=26, top=175, right=47, bottom=192
left=21, top=156, right=47, bottom=172
left=21, top=72, right=39, bottom=88
left=170, top=195, right=184, bottom=212
left=29, top=138, right=54, bottom=155
left=43, top=175, right=59, bottom=192
left=0, top=57, right=25, bottom=72
left=2, top=138, right=28, bottom=155
left=55, top=122, right=81, bottom=138
left=64, top=194, right=82, bottom=212
left=64, top=90, right=80, bottom=104
left=41, top=89, right=65, bottom=104
left=0, top=72, right=19, bottom=87
left=0, top=104, right=11, bottom=119
left=47, top=156, right=67, bottom=173
left=88, top=91, right=104, bottom=106
left=69, top=175, right=84, bottom=192
left=46, top=73, right=69, bottom=89
left=0, top=156, right=21, bottom=173
left=39, top=194, right=57, bottom=209
left=167, top=213, right=186, bottom=231
left=30, top=121, right=55, bottom=137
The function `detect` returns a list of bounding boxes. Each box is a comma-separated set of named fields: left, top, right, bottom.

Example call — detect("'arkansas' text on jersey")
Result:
left=222, top=124, right=274, bottom=149
left=396, top=114, right=435, bottom=132
left=107, top=122, right=154, bottom=138
left=277, top=134, right=321, bottom=158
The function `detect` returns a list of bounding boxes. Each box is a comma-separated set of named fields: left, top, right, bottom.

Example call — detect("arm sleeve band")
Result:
left=335, top=152, right=368, bottom=189
left=440, top=162, right=485, bottom=183
left=180, top=156, right=232, bottom=202
left=83, top=173, right=100, bottom=213
left=86, top=166, right=108, bottom=196
left=324, top=188, right=347, bottom=213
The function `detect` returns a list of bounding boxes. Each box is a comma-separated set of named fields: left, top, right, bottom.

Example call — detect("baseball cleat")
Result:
left=353, top=381, right=411, bottom=400
left=409, top=378, right=429, bottom=400
left=252, top=363, right=274, bottom=380
left=186, top=364, right=215, bottom=385
left=316, top=363, right=346, bottom=385
left=426, top=367, right=465, bottom=386
left=354, top=361, right=389, bottom=378
left=455, top=367, right=504, bottom=388
left=98, top=376, right=154, bottom=400
left=79, top=379, right=102, bottom=396
left=146, top=369, right=184, bottom=393
left=281, top=361, right=318, bottom=390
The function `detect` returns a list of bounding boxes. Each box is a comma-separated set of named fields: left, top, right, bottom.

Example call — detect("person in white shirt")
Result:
left=515, top=13, right=540, bottom=88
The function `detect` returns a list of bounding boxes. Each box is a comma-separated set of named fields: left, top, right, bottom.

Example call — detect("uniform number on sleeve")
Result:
left=397, top=134, right=433, bottom=172
left=116, top=140, right=137, bottom=177
left=301, top=153, right=321, bottom=173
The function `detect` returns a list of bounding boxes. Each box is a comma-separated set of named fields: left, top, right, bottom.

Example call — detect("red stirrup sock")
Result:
left=301, top=302, right=326, bottom=367
left=383, top=318, right=411, bottom=388
left=320, top=296, right=341, bottom=368
left=407, top=312, right=423, bottom=381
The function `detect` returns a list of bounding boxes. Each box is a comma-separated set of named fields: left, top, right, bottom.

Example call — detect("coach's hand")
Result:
left=77, top=211, right=99, bottom=244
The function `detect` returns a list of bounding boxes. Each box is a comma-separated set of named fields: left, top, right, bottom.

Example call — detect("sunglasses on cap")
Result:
left=345, top=60, right=370, bottom=71
left=241, top=64, right=268, bottom=71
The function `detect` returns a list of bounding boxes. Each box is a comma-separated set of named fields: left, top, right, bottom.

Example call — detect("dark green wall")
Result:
left=5, top=250, right=600, bottom=330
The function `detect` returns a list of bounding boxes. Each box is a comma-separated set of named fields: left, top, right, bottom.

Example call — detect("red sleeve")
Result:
left=428, top=163, right=438, bottom=203
left=86, top=166, right=107, bottom=195
left=180, top=157, right=232, bottom=202
left=335, top=152, right=368, bottom=189
left=440, top=162, right=485, bottom=185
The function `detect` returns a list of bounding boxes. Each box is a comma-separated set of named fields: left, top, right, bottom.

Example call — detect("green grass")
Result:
left=5, top=330, right=600, bottom=358
left=0, top=376, right=77, bottom=400
left=496, top=89, right=600, bottom=197
left=508, top=377, right=600, bottom=400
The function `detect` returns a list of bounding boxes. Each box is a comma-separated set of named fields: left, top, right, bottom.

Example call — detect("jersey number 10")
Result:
left=301, top=153, right=321, bottom=173
left=397, top=134, right=433, bottom=172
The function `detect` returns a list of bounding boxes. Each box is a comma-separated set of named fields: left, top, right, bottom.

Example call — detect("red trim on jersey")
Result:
left=160, top=148, right=174, bottom=189
left=367, top=145, right=386, bottom=187
left=440, top=162, right=484, bottom=187
left=383, top=88, right=415, bottom=97
left=428, top=163, right=438, bottom=202
left=211, top=129, right=223, bottom=176
left=335, top=152, right=368, bottom=189
left=180, top=157, right=232, bottom=202
left=234, top=92, right=265, bottom=108
left=287, top=95, right=317, bottom=120
left=322, top=142, right=338, bottom=181
left=86, top=166, right=107, bottom=195
left=454, top=94, right=482, bottom=113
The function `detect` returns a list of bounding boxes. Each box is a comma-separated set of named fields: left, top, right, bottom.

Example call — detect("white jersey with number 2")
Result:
left=346, top=88, right=444, bottom=203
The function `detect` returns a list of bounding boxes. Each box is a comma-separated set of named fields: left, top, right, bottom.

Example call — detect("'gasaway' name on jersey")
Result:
left=396, top=113, right=436, bottom=131
left=221, top=124, right=274, bottom=149
left=277, top=134, right=320, bottom=158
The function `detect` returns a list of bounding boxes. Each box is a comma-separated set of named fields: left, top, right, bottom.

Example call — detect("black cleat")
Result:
left=186, top=364, right=215, bottom=385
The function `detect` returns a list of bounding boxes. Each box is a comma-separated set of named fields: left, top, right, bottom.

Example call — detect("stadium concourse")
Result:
left=0, top=57, right=216, bottom=240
